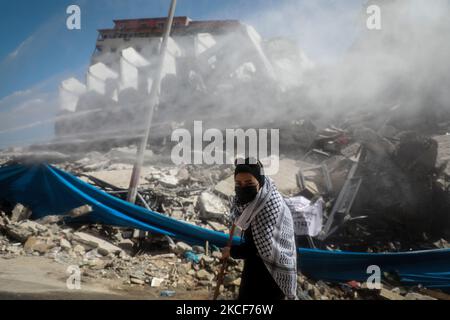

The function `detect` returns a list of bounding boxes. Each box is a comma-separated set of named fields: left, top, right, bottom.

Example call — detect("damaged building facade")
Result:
left=56, top=16, right=313, bottom=143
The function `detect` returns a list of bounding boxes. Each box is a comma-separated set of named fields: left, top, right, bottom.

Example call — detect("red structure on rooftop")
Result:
left=97, top=16, right=242, bottom=41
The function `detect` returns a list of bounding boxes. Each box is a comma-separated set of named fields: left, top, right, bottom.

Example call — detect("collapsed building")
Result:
left=56, top=16, right=313, bottom=146
left=2, top=1, right=450, bottom=300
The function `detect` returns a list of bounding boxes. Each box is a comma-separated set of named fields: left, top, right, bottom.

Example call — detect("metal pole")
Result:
left=127, top=0, right=177, bottom=203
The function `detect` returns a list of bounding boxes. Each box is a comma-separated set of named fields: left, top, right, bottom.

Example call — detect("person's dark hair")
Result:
left=234, top=157, right=265, bottom=186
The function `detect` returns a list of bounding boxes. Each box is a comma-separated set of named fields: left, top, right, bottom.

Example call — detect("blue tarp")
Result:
left=298, top=248, right=450, bottom=292
left=0, top=163, right=240, bottom=247
left=1, top=163, right=450, bottom=291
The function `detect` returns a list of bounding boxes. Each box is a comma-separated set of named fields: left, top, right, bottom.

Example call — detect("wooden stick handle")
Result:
left=213, top=224, right=236, bottom=300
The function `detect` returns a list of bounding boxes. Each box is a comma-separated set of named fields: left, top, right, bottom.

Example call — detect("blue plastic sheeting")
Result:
left=0, top=163, right=240, bottom=247
left=298, top=248, right=450, bottom=292
left=1, top=163, right=450, bottom=291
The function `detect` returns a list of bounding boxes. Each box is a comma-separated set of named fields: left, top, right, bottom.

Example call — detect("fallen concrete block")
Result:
left=11, top=204, right=32, bottom=223
left=73, top=232, right=123, bottom=255
left=198, top=191, right=229, bottom=223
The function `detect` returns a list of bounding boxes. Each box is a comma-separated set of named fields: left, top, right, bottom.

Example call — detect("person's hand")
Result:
left=221, top=247, right=230, bottom=260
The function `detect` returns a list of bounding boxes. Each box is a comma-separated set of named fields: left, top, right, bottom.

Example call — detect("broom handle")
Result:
left=213, top=223, right=236, bottom=300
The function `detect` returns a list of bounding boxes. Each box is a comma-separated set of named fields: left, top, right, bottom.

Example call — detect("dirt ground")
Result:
left=0, top=256, right=210, bottom=300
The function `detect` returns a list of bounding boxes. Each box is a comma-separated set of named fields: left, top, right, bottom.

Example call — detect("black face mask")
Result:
left=235, top=185, right=258, bottom=204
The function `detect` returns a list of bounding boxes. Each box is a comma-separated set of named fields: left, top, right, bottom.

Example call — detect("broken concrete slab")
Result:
left=60, top=238, right=72, bottom=251
left=11, top=204, right=32, bottom=223
left=214, top=175, right=235, bottom=198
left=198, top=191, right=229, bottom=223
left=379, top=287, right=405, bottom=300
left=73, top=232, right=123, bottom=255
left=5, top=220, right=48, bottom=243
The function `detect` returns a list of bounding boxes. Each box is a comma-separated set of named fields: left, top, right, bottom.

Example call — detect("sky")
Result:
left=0, top=0, right=367, bottom=149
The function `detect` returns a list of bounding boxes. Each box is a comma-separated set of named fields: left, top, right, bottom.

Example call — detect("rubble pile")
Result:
left=287, top=115, right=450, bottom=252
left=2, top=206, right=446, bottom=300
left=1, top=107, right=450, bottom=300
left=0, top=205, right=238, bottom=298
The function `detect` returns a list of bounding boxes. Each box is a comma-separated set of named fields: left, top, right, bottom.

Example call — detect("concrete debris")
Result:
left=214, top=175, right=235, bottom=198
left=151, top=277, right=165, bottom=287
left=171, top=241, right=193, bottom=255
left=73, top=232, right=123, bottom=256
left=24, top=236, right=55, bottom=255
left=197, top=269, right=215, bottom=282
left=68, top=205, right=93, bottom=218
left=60, top=238, right=72, bottom=250
left=198, top=191, right=229, bottom=224
left=11, top=204, right=32, bottom=223
left=4, top=220, right=48, bottom=243
left=4, top=224, right=34, bottom=243
left=3, top=105, right=450, bottom=300
left=130, top=275, right=146, bottom=285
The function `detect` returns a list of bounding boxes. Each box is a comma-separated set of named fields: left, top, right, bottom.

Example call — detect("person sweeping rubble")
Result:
left=221, top=158, right=298, bottom=300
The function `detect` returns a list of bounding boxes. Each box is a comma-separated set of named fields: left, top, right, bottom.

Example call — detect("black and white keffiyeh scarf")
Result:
left=231, top=177, right=298, bottom=300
